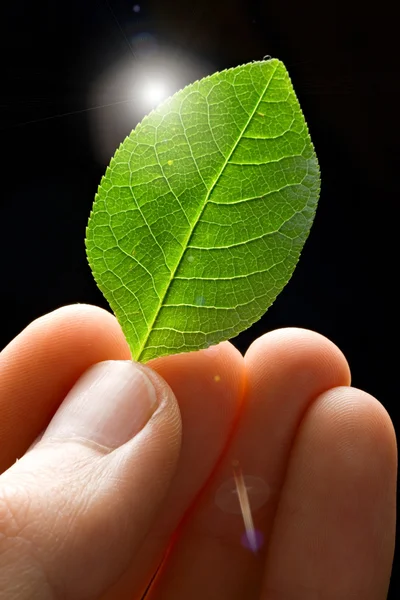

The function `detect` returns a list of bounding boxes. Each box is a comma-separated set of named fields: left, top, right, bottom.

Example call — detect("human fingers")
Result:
left=0, top=359, right=182, bottom=599
left=0, top=304, right=245, bottom=598
left=261, top=386, right=397, bottom=600
left=99, top=341, right=245, bottom=599
left=0, top=304, right=131, bottom=473
left=143, top=328, right=350, bottom=599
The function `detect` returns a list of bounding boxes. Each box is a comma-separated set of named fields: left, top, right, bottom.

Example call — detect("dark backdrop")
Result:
left=0, top=0, right=398, bottom=596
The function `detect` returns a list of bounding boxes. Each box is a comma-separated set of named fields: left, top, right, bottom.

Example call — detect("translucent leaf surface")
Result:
left=85, top=59, right=320, bottom=361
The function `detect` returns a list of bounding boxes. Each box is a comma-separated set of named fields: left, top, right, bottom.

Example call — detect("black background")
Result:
left=0, top=0, right=398, bottom=596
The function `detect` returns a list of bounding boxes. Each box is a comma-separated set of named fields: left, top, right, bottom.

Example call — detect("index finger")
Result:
left=0, top=304, right=131, bottom=473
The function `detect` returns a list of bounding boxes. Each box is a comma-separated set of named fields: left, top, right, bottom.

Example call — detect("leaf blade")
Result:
left=85, top=59, right=320, bottom=361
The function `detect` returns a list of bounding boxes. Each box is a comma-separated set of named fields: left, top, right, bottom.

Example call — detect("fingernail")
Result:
left=43, top=361, right=158, bottom=449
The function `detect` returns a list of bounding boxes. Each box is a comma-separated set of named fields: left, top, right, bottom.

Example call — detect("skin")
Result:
left=0, top=304, right=396, bottom=599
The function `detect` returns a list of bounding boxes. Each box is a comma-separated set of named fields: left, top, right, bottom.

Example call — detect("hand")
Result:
left=0, top=305, right=396, bottom=599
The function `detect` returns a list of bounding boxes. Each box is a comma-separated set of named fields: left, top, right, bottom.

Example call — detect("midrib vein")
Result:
left=136, top=63, right=278, bottom=360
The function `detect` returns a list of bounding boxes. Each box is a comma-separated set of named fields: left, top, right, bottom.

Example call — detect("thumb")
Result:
left=0, top=360, right=182, bottom=599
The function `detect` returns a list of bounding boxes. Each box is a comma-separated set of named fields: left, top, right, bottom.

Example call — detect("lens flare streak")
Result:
left=232, top=460, right=258, bottom=553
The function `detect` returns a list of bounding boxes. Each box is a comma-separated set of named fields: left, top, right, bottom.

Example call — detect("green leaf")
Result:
left=85, top=59, right=320, bottom=361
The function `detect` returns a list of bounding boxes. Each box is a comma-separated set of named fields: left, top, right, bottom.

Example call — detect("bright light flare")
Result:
left=88, top=44, right=214, bottom=164
left=142, top=81, right=168, bottom=106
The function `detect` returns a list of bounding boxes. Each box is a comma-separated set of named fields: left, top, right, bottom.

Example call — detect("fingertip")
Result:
left=304, top=386, right=397, bottom=479
left=29, top=303, right=131, bottom=358
left=148, top=340, right=245, bottom=404
left=245, top=327, right=351, bottom=390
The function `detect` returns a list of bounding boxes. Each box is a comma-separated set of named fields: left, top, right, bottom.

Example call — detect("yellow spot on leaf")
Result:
left=167, top=160, right=173, bottom=166
left=257, top=112, right=265, bottom=117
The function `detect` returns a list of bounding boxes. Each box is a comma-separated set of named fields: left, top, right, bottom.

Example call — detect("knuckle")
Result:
left=0, top=480, right=33, bottom=545
left=0, top=482, right=55, bottom=599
